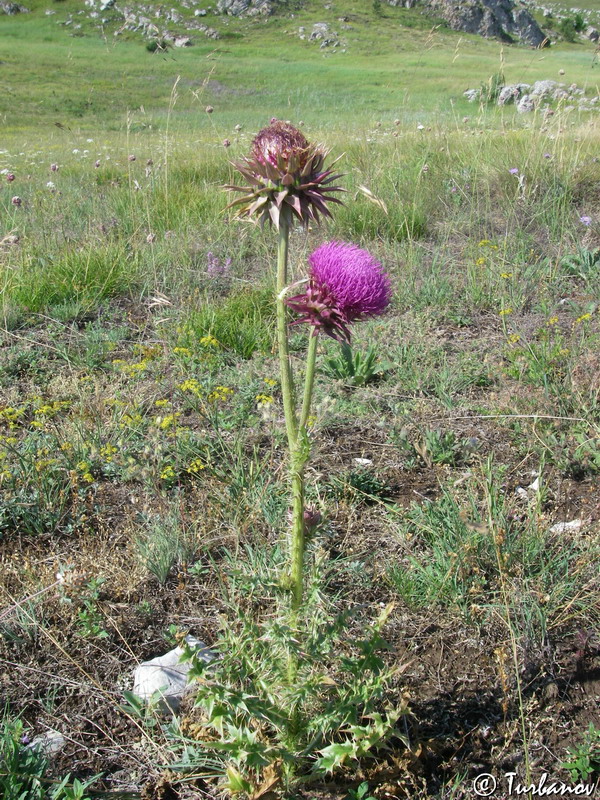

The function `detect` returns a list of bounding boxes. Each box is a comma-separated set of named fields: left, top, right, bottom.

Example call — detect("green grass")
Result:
left=1, top=2, right=600, bottom=797
left=1, top=0, right=600, bottom=137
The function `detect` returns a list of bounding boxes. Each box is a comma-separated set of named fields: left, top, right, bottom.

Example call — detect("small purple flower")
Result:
left=128, top=154, right=136, bottom=162
left=206, top=252, right=231, bottom=277
left=580, top=215, right=592, bottom=226
left=11, top=196, right=22, bottom=206
left=509, top=168, right=519, bottom=175
left=50, top=163, right=59, bottom=172
left=544, top=153, right=551, bottom=159
left=286, top=241, right=391, bottom=342
left=6, top=173, right=15, bottom=183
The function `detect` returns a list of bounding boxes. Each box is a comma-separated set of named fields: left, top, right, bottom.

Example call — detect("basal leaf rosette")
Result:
left=225, top=120, right=345, bottom=229
left=286, top=241, right=391, bottom=343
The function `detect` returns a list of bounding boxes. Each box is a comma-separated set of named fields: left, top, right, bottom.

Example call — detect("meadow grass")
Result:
left=1, top=2, right=600, bottom=797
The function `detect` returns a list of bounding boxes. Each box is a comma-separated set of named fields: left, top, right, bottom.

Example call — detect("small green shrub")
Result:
left=334, top=200, right=427, bottom=242
left=480, top=71, right=505, bottom=105
left=322, top=342, right=386, bottom=387
left=560, top=246, right=600, bottom=283
left=558, top=18, right=579, bottom=42
left=178, top=287, right=275, bottom=359
left=9, top=246, right=138, bottom=312
left=561, top=723, right=600, bottom=781
left=395, top=428, right=478, bottom=468
left=0, top=713, right=47, bottom=800
left=169, top=548, right=406, bottom=795
left=327, top=467, right=393, bottom=505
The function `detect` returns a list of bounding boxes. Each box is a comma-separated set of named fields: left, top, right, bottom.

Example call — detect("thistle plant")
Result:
left=226, top=120, right=390, bottom=623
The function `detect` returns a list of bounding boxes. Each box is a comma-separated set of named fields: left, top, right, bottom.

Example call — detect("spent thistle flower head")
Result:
left=286, top=241, right=391, bottom=342
left=225, top=119, right=344, bottom=228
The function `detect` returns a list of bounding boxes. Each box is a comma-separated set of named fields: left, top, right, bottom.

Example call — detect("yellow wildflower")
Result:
left=478, top=240, right=491, bottom=247
left=500, top=272, right=513, bottom=279
left=133, top=344, right=162, bottom=359
left=208, top=386, right=234, bottom=402
left=35, top=458, right=57, bottom=472
left=160, top=465, right=176, bottom=480
left=475, top=257, right=486, bottom=266
left=255, top=394, right=274, bottom=405
left=173, top=347, right=192, bottom=357
left=575, top=313, right=591, bottom=325
left=154, top=399, right=170, bottom=408
left=264, top=378, right=277, bottom=387
left=100, top=443, right=118, bottom=462
left=187, top=459, right=205, bottom=474
left=547, top=316, right=558, bottom=326
left=499, top=308, right=513, bottom=316
left=156, top=413, right=180, bottom=430
left=199, top=335, right=220, bottom=348
left=507, top=333, right=521, bottom=344
left=178, top=378, right=203, bottom=396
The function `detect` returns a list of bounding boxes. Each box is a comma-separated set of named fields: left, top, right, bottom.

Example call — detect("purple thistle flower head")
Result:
left=509, top=168, right=519, bottom=175
left=225, top=119, right=344, bottom=229
left=286, top=241, right=391, bottom=342
left=252, top=120, right=310, bottom=169
left=580, top=215, right=592, bottom=226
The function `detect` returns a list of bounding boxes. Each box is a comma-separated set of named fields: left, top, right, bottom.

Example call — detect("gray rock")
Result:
left=173, top=35, right=192, bottom=46
left=309, top=21, right=339, bottom=47
left=0, top=2, right=29, bottom=13
left=194, top=7, right=207, bottom=14
left=99, top=0, right=115, bottom=9
left=588, top=27, right=599, bottom=42
left=549, top=519, right=582, bottom=535
left=463, top=88, right=481, bottom=102
left=132, top=635, right=215, bottom=713
left=531, top=79, right=558, bottom=97
left=26, top=730, right=66, bottom=758
left=217, top=0, right=273, bottom=16
left=517, top=93, right=534, bottom=113
left=391, top=0, right=547, bottom=46
left=497, top=84, right=520, bottom=105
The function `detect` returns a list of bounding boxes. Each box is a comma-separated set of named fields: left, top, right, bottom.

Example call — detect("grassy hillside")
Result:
left=1, top=0, right=600, bottom=139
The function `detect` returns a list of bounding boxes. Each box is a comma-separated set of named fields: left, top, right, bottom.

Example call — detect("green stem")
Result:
left=290, top=334, right=319, bottom=618
left=290, top=448, right=305, bottom=616
left=300, top=333, right=318, bottom=430
left=276, top=214, right=298, bottom=450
